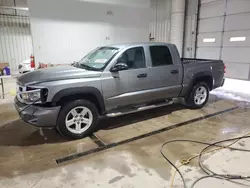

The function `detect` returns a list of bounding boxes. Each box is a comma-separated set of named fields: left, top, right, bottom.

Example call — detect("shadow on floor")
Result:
left=97, top=94, right=222, bottom=131
left=0, top=120, right=68, bottom=146
left=0, top=94, right=222, bottom=147
left=98, top=104, right=184, bottom=131
left=0, top=105, right=184, bottom=147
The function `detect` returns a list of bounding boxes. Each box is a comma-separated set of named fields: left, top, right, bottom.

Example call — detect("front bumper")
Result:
left=14, top=97, right=61, bottom=128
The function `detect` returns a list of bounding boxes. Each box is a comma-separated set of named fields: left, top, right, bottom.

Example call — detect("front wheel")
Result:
left=57, top=99, right=99, bottom=139
left=185, top=82, right=209, bottom=109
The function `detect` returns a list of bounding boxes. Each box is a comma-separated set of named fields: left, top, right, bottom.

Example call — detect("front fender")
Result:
left=51, top=87, right=105, bottom=114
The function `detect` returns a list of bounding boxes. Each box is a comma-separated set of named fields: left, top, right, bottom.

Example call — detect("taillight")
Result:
left=30, top=54, right=35, bottom=68
left=224, top=65, right=226, bottom=73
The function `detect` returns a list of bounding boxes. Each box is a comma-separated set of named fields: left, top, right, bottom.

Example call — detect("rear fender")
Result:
left=183, top=71, right=213, bottom=97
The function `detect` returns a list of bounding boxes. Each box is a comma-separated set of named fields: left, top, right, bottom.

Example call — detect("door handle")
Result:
left=171, top=70, right=179, bottom=74
left=137, top=73, right=147, bottom=78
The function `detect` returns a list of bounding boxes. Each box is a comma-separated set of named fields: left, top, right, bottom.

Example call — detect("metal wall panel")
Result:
left=224, top=62, right=250, bottom=80
left=0, top=0, right=28, bottom=16
left=0, top=0, right=14, bottom=6
left=149, top=0, right=171, bottom=43
left=227, top=0, right=250, bottom=15
left=196, top=47, right=220, bottom=59
left=224, top=13, right=250, bottom=31
left=0, top=0, right=27, bottom=6
left=183, top=0, right=198, bottom=58
left=170, top=0, right=185, bottom=56
left=201, top=0, right=219, bottom=4
left=15, top=0, right=28, bottom=7
left=85, top=0, right=150, bottom=7
left=221, top=47, right=250, bottom=63
left=200, top=1, right=225, bottom=19
left=0, top=8, right=33, bottom=73
left=198, top=17, right=224, bottom=33
left=195, top=0, right=250, bottom=80
left=0, top=8, right=29, bottom=17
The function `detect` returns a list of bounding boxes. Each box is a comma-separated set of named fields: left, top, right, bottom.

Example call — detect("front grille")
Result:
left=16, top=84, right=26, bottom=103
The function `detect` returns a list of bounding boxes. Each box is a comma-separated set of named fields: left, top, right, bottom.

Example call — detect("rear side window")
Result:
left=150, top=46, right=173, bottom=66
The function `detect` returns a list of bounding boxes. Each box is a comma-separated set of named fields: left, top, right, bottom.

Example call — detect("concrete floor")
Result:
left=0, top=79, right=250, bottom=188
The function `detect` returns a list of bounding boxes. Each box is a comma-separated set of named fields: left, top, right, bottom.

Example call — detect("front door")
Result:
left=102, top=47, right=151, bottom=112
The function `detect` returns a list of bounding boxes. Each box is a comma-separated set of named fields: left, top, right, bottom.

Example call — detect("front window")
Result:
left=117, top=47, right=146, bottom=69
left=78, top=47, right=118, bottom=71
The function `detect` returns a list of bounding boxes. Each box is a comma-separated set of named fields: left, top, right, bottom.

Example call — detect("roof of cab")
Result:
left=107, top=42, right=172, bottom=49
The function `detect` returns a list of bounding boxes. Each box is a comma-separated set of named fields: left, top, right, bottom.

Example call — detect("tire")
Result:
left=185, top=82, right=209, bottom=109
left=57, top=99, right=99, bottom=139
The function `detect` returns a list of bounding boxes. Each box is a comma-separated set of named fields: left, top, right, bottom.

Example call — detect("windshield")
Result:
left=78, top=47, right=119, bottom=71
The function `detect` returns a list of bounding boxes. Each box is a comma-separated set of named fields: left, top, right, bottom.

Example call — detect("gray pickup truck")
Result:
left=15, top=42, right=225, bottom=139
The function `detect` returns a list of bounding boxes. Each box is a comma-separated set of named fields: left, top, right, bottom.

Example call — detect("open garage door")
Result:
left=196, top=0, right=250, bottom=80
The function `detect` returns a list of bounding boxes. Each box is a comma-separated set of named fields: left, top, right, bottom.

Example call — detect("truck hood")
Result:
left=17, top=66, right=102, bottom=86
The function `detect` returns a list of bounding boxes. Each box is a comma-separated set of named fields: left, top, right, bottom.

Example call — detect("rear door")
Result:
left=149, top=45, right=183, bottom=99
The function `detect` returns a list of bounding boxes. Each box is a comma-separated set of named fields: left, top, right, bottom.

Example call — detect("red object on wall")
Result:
left=30, top=54, right=35, bottom=68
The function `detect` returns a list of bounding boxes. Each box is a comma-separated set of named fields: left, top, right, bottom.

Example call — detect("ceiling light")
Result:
left=230, top=37, right=246, bottom=42
left=203, top=38, right=216, bottom=43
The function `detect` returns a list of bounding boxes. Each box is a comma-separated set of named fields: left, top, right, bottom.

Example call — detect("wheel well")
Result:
left=194, top=76, right=213, bottom=90
left=57, top=93, right=103, bottom=114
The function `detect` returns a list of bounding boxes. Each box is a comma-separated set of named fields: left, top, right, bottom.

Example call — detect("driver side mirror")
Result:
left=110, top=62, right=128, bottom=72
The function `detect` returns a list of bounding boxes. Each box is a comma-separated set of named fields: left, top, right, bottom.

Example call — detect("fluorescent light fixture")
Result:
left=230, top=37, right=246, bottom=42
left=203, top=38, right=216, bottom=43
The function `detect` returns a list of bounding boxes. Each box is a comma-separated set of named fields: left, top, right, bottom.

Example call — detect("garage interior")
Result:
left=1, top=0, right=250, bottom=188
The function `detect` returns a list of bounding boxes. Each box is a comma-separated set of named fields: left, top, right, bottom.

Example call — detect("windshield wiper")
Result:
left=79, top=64, right=99, bottom=71
left=72, top=61, right=99, bottom=71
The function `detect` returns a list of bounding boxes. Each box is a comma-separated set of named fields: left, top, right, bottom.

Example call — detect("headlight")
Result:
left=20, top=92, right=29, bottom=100
left=17, top=85, right=48, bottom=104
left=20, top=89, right=41, bottom=103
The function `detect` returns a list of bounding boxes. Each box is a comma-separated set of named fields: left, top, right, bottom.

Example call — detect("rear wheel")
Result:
left=57, top=99, right=99, bottom=139
left=185, top=82, right=209, bottom=109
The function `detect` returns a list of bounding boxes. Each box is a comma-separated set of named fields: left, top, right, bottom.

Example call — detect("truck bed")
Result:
left=180, top=57, right=224, bottom=95
left=181, top=58, right=221, bottom=64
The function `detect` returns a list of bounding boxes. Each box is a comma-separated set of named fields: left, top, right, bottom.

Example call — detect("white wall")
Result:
left=27, top=0, right=150, bottom=65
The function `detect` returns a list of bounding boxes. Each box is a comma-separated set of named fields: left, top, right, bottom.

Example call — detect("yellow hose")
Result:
left=170, top=132, right=250, bottom=188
